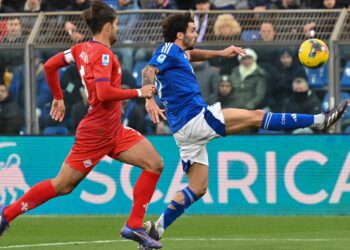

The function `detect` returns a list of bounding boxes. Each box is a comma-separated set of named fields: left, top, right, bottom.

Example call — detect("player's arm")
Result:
left=93, top=53, right=155, bottom=101
left=186, top=45, right=246, bottom=62
left=142, top=65, right=166, bottom=123
left=44, top=52, right=69, bottom=122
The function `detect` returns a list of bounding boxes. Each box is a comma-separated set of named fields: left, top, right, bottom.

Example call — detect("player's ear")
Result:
left=176, top=32, right=184, bottom=40
left=104, top=22, right=112, bottom=32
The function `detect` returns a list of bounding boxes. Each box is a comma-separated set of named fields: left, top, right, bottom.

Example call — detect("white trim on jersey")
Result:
left=160, top=42, right=173, bottom=55
left=64, top=49, right=75, bottom=64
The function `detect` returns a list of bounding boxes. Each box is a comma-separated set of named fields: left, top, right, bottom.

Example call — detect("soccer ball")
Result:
left=298, top=39, right=329, bottom=68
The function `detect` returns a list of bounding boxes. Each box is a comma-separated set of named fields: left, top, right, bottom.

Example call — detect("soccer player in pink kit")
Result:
left=0, top=1, right=162, bottom=248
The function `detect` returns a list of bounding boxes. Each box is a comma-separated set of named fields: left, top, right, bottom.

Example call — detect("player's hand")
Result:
left=220, top=45, right=246, bottom=58
left=140, top=85, right=156, bottom=98
left=50, top=99, right=65, bottom=122
left=146, top=98, right=167, bottom=123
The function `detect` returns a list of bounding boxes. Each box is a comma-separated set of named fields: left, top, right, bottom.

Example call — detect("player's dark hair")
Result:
left=162, top=12, right=194, bottom=43
left=81, top=0, right=116, bottom=35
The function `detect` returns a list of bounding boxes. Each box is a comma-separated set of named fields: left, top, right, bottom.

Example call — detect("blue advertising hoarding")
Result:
left=0, top=135, right=349, bottom=215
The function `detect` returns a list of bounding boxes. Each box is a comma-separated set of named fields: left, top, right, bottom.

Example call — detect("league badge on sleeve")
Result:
left=102, top=54, right=110, bottom=66
left=157, top=54, right=167, bottom=64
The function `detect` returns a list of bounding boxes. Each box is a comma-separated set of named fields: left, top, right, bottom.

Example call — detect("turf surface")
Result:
left=1, top=216, right=350, bottom=249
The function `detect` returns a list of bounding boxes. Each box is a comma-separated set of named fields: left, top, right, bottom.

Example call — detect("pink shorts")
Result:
left=65, top=126, right=144, bottom=174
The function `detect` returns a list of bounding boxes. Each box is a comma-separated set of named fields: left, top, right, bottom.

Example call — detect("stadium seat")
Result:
left=340, top=60, right=350, bottom=87
left=102, top=0, right=117, bottom=9
left=304, top=62, right=328, bottom=89
left=132, top=61, right=148, bottom=87
left=43, top=126, right=69, bottom=135
left=241, top=30, right=260, bottom=42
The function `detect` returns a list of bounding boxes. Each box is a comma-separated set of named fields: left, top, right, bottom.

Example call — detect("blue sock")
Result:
left=158, top=186, right=199, bottom=230
left=261, top=112, right=315, bottom=130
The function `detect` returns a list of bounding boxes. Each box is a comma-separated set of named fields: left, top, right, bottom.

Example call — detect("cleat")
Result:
left=322, top=100, right=349, bottom=133
left=138, top=221, right=165, bottom=250
left=120, top=224, right=162, bottom=249
left=0, top=205, right=9, bottom=238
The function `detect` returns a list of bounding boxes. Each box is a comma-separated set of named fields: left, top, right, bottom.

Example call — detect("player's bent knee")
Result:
left=192, top=186, right=207, bottom=198
left=150, top=158, right=164, bottom=174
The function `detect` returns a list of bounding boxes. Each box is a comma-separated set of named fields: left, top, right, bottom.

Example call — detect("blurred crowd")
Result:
left=1, top=0, right=350, bottom=135
left=0, top=0, right=349, bottom=12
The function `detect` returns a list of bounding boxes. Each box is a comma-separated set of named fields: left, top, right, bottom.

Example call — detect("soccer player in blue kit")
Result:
left=140, top=12, right=349, bottom=248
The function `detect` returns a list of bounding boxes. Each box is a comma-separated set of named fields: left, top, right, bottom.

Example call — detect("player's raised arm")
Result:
left=186, top=45, right=246, bottom=62
left=142, top=65, right=166, bottom=123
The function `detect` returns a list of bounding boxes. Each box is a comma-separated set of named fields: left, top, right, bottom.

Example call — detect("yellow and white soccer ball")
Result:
left=298, top=38, right=329, bottom=68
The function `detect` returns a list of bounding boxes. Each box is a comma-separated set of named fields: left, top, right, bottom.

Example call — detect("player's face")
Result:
left=183, top=22, right=198, bottom=50
left=109, top=18, right=118, bottom=45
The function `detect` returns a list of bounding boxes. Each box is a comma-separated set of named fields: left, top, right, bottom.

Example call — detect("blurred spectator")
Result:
left=303, top=0, right=340, bottom=38
left=20, top=0, right=49, bottom=12
left=211, top=75, right=236, bottom=108
left=210, top=0, right=236, bottom=9
left=71, top=87, right=89, bottom=133
left=194, top=0, right=216, bottom=43
left=142, top=0, right=177, bottom=9
left=248, top=0, right=271, bottom=10
left=116, top=0, right=139, bottom=10
left=282, top=77, right=321, bottom=134
left=213, top=14, right=241, bottom=39
left=175, top=0, right=196, bottom=9
left=270, top=49, right=307, bottom=111
left=65, top=0, right=91, bottom=10
left=0, top=0, right=15, bottom=12
left=3, top=0, right=25, bottom=12
left=9, top=54, right=52, bottom=123
left=62, top=0, right=91, bottom=43
left=60, top=64, right=84, bottom=118
left=282, top=77, right=321, bottom=114
left=259, top=22, right=276, bottom=42
left=0, top=83, right=23, bottom=135
left=3, top=17, right=22, bottom=43
left=64, top=21, right=85, bottom=43
left=233, top=0, right=249, bottom=9
left=272, top=0, right=300, bottom=9
left=229, top=48, right=267, bottom=109
left=322, top=0, right=340, bottom=8
left=41, top=0, right=71, bottom=11
left=192, top=61, right=220, bottom=104
left=308, top=0, right=341, bottom=8
left=1, top=17, right=25, bottom=73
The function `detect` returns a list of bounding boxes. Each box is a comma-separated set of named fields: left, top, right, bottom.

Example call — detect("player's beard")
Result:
left=183, top=36, right=196, bottom=50
left=110, top=33, right=117, bottom=45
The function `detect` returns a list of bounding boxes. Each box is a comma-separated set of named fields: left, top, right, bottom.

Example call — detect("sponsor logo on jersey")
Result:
left=102, top=54, right=110, bottom=66
left=84, top=159, right=92, bottom=168
left=157, top=54, right=167, bottom=64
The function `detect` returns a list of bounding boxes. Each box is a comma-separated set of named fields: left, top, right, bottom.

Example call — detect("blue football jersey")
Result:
left=148, top=43, right=208, bottom=133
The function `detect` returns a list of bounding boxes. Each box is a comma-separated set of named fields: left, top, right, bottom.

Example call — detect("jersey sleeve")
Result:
left=148, top=44, right=176, bottom=73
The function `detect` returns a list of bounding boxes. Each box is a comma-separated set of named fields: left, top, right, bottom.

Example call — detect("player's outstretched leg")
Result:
left=321, top=100, right=349, bottom=133
left=223, top=100, right=349, bottom=134
left=0, top=205, right=9, bottom=237
left=120, top=224, right=162, bottom=249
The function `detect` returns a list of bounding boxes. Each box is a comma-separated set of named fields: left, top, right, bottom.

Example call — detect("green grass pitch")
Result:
left=1, top=216, right=350, bottom=250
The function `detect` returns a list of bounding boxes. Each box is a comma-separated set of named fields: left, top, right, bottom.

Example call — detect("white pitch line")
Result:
left=1, top=238, right=350, bottom=249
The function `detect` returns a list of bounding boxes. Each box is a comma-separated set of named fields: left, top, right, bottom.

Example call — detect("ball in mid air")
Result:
left=298, top=38, right=329, bottom=68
